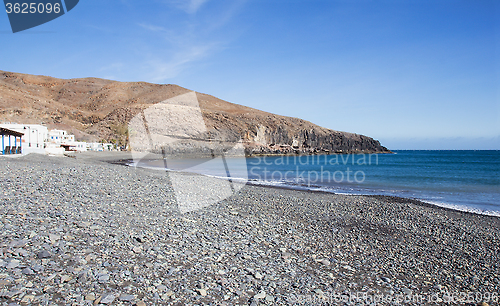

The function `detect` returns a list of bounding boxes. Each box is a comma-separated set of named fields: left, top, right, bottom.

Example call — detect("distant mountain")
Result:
left=0, top=70, right=390, bottom=155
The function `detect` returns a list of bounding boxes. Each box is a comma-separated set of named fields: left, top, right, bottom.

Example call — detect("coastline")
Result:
left=93, top=151, right=500, bottom=219
left=0, top=153, right=498, bottom=305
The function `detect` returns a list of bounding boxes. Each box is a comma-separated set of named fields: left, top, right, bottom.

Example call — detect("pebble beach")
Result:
left=0, top=153, right=499, bottom=305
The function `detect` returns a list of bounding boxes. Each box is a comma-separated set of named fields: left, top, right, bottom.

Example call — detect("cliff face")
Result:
left=202, top=112, right=389, bottom=155
left=0, top=70, right=390, bottom=155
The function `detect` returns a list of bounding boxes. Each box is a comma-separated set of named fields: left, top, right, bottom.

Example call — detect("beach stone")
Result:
left=100, top=294, right=116, bottom=304
left=21, top=267, right=34, bottom=275
left=254, top=291, right=266, bottom=299
left=254, top=272, right=263, bottom=280
left=49, top=234, right=60, bottom=243
left=119, top=294, right=135, bottom=301
left=98, top=274, right=110, bottom=283
left=6, top=260, right=20, bottom=269
left=157, top=285, right=167, bottom=292
left=380, top=277, right=391, bottom=283
left=85, top=293, right=96, bottom=301
left=315, top=289, right=324, bottom=295
left=15, top=248, right=27, bottom=257
left=135, top=301, right=146, bottom=306
left=20, top=295, right=35, bottom=304
left=164, top=290, right=174, bottom=297
left=343, top=265, right=355, bottom=272
left=402, top=288, right=412, bottom=295
left=61, top=275, right=71, bottom=283
left=320, top=259, right=330, bottom=266
left=196, top=288, right=207, bottom=296
left=0, top=290, right=14, bottom=299
left=37, top=250, right=51, bottom=259
left=10, top=239, right=28, bottom=248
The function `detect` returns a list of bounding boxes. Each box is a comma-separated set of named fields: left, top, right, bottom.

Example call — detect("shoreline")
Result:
left=95, top=152, right=500, bottom=219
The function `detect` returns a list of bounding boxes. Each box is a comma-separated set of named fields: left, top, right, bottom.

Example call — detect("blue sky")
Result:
left=1, top=0, right=498, bottom=149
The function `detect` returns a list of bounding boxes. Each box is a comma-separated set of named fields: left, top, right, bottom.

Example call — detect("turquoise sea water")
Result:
left=243, top=150, right=500, bottom=216
left=135, top=150, right=500, bottom=216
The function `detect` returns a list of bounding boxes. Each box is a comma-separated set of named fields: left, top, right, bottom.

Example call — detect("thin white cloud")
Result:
left=163, top=0, right=209, bottom=14
left=137, top=23, right=167, bottom=33
left=187, top=0, right=208, bottom=14
left=132, top=0, right=247, bottom=82
left=100, top=62, right=124, bottom=72
left=145, top=42, right=220, bottom=82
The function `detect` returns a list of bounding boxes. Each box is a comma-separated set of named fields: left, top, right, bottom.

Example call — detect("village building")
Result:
left=0, top=127, right=23, bottom=155
left=0, top=123, right=47, bottom=154
left=1, top=123, right=119, bottom=154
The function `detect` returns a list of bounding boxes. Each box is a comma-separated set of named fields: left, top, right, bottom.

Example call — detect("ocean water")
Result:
left=134, top=150, right=500, bottom=216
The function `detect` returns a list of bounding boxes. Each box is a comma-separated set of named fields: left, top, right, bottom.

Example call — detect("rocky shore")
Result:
left=0, top=153, right=499, bottom=305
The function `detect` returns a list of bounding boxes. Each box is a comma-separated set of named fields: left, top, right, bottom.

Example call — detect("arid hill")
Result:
left=0, top=70, right=390, bottom=155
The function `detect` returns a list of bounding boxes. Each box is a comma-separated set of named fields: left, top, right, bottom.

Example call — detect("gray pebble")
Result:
left=100, top=294, right=116, bottom=304
left=119, top=294, right=135, bottom=301
left=22, top=267, right=35, bottom=275
left=37, top=250, right=51, bottom=259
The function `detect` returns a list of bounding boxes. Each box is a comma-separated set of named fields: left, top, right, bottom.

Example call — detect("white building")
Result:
left=87, top=142, right=115, bottom=151
left=45, top=142, right=65, bottom=155
left=61, top=141, right=87, bottom=152
left=87, top=142, right=103, bottom=151
left=48, top=129, right=88, bottom=152
left=0, top=124, right=115, bottom=155
left=73, top=142, right=88, bottom=152
left=0, top=123, right=48, bottom=154
left=48, top=129, right=75, bottom=144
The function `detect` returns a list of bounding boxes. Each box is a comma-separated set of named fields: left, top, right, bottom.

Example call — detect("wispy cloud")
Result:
left=100, top=62, right=124, bottom=72
left=137, top=22, right=222, bottom=81
left=163, top=0, right=209, bottom=14
left=137, top=23, right=168, bottom=33
left=145, top=42, right=221, bottom=82
left=134, top=1, right=247, bottom=82
left=186, top=0, right=208, bottom=14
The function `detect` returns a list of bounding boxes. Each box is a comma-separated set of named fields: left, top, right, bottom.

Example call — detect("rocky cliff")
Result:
left=0, top=70, right=390, bottom=155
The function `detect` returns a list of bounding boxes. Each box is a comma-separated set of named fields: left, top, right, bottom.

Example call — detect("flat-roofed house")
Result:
left=0, top=123, right=48, bottom=154
left=0, top=127, right=23, bottom=155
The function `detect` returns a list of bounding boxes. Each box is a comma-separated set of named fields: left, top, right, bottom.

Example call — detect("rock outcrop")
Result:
left=0, top=70, right=391, bottom=155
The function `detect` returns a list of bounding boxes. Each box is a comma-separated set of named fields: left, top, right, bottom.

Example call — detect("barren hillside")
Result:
left=0, top=70, right=390, bottom=155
